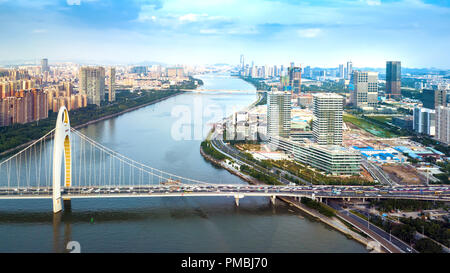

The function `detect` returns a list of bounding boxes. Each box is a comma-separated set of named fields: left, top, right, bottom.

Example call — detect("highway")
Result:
left=0, top=184, right=449, bottom=201
left=329, top=201, right=418, bottom=253
left=350, top=208, right=418, bottom=253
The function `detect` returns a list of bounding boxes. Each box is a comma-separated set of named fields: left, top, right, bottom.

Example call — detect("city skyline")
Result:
left=0, top=0, right=450, bottom=68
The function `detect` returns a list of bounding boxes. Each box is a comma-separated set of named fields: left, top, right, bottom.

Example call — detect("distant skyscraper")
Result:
left=346, top=61, right=353, bottom=80
left=41, top=58, right=49, bottom=73
left=267, top=90, right=291, bottom=138
left=108, top=67, right=116, bottom=102
left=339, top=64, right=344, bottom=79
left=350, top=71, right=378, bottom=108
left=312, top=93, right=343, bottom=145
left=303, top=66, right=311, bottom=79
left=386, top=61, right=401, bottom=98
left=240, top=54, right=245, bottom=72
left=130, top=66, right=147, bottom=74
left=79, top=66, right=105, bottom=106
left=288, top=66, right=301, bottom=95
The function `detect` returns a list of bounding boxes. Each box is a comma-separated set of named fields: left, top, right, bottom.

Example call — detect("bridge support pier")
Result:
left=63, top=199, right=72, bottom=211
left=234, top=194, right=244, bottom=207
left=319, top=197, right=322, bottom=202
left=270, top=196, right=276, bottom=205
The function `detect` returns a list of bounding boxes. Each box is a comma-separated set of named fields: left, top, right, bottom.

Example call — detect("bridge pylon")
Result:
left=52, top=107, right=72, bottom=213
left=270, top=195, right=276, bottom=205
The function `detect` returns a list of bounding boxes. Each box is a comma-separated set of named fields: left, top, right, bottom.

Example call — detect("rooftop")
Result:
left=312, top=93, right=343, bottom=99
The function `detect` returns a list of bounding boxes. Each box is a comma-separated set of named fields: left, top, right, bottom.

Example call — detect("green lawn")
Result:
left=344, top=114, right=397, bottom=138
left=367, top=115, right=392, bottom=123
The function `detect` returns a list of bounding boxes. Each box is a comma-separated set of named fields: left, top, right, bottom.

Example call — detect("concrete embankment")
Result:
left=200, top=146, right=373, bottom=251
left=200, top=147, right=261, bottom=185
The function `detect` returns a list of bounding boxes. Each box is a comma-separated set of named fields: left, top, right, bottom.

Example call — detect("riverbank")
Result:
left=0, top=91, right=181, bottom=157
left=199, top=88, right=375, bottom=251
left=72, top=92, right=180, bottom=130
left=200, top=144, right=373, bottom=251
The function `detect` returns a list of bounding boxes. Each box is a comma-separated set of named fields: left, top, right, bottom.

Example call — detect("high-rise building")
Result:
left=312, top=93, right=343, bottom=145
left=288, top=66, right=301, bottom=95
left=303, top=66, right=311, bottom=79
left=350, top=71, right=378, bottom=108
left=436, top=106, right=450, bottom=145
left=339, top=64, right=344, bottom=79
left=240, top=54, right=245, bottom=73
left=0, top=89, right=48, bottom=126
left=130, top=66, right=147, bottom=74
left=167, top=67, right=184, bottom=78
left=386, top=61, right=401, bottom=98
left=41, top=58, right=49, bottom=73
left=64, top=82, right=73, bottom=97
left=435, top=89, right=447, bottom=108
left=79, top=66, right=105, bottom=106
left=346, top=61, right=353, bottom=80
left=422, top=89, right=447, bottom=110
left=413, top=107, right=436, bottom=136
left=108, top=67, right=116, bottom=102
left=267, top=90, right=291, bottom=138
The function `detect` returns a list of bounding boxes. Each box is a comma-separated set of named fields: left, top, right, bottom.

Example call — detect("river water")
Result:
left=0, top=73, right=366, bottom=253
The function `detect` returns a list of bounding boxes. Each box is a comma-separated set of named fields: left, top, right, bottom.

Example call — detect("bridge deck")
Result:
left=0, top=185, right=448, bottom=201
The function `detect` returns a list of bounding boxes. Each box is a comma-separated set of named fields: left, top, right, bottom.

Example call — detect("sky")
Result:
left=0, top=0, right=449, bottom=68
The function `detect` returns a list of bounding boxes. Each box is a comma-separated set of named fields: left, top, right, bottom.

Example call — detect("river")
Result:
left=0, top=73, right=366, bottom=253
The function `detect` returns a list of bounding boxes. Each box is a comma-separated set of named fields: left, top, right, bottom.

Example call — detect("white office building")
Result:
left=350, top=71, right=378, bottom=109
left=312, top=93, right=344, bottom=145
left=267, top=90, right=291, bottom=138
left=413, top=107, right=436, bottom=136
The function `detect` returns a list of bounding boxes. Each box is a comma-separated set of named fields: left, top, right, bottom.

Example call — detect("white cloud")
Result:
left=199, top=29, right=218, bottom=34
left=179, top=13, right=208, bottom=22
left=366, top=0, right=381, bottom=6
left=297, top=28, right=321, bottom=38
left=135, top=14, right=157, bottom=22
left=67, top=0, right=81, bottom=5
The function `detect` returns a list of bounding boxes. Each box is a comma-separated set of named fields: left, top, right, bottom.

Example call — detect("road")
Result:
left=211, top=137, right=310, bottom=186
left=0, top=184, right=449, bottom=201
left=362, top=158, right=397, bottom=186
left=329, top=201, right=418, bottom=253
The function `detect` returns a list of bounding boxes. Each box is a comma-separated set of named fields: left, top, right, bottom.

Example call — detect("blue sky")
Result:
left=0, top=0, right=449, bottom=68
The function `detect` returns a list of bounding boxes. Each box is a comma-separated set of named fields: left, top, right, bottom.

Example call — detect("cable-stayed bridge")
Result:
left=0, top=107, right=449, bottom=213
